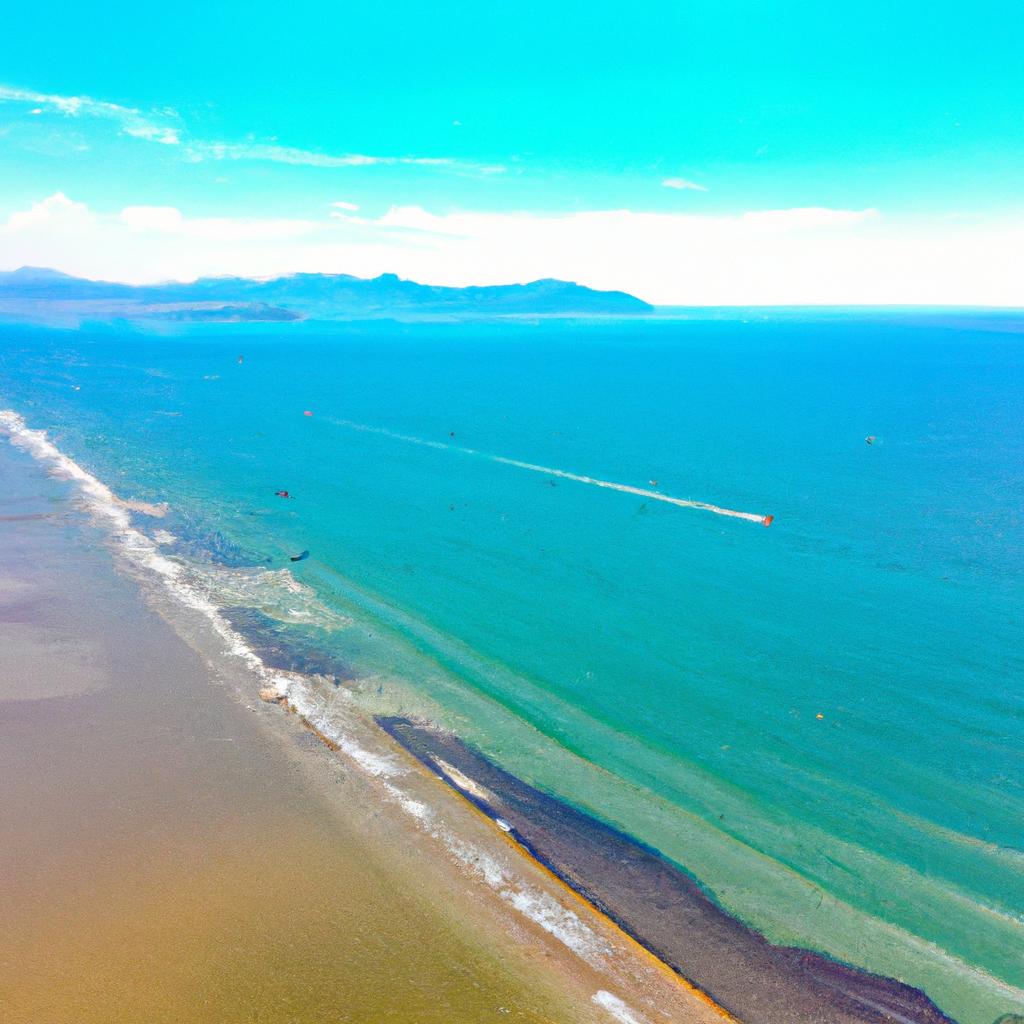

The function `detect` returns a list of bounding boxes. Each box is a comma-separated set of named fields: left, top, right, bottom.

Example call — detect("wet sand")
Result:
left=0, top=442, right=720, bottom=1023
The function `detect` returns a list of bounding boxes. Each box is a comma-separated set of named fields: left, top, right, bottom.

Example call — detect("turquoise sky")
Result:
left=1, top=1, right=1022, bottom=301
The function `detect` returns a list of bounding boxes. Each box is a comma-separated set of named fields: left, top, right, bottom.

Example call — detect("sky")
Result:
left=1, top=0, right=1022, bottom=304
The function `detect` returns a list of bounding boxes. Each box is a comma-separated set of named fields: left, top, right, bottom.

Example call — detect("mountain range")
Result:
left=0, top=267, right=652, bottom=319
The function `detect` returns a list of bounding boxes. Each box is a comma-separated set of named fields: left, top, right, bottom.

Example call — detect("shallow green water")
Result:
left=2, top=311, right=1022, bottom=1022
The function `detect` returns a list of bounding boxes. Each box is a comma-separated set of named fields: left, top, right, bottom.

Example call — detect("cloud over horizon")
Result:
left=3, top=191, right=1022, bottom=306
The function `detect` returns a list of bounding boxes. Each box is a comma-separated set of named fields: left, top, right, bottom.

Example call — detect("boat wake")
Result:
left=325, top=418, right=775, bottom=526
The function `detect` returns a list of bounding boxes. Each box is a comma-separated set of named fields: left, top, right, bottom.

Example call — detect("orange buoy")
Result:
left=762, top=515, right=774, bottom=527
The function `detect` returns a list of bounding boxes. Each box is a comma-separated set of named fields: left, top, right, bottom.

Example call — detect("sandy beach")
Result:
left=4, top=7, right=1024, bottom=1021
left=0, top=436, right=720, bottom=1024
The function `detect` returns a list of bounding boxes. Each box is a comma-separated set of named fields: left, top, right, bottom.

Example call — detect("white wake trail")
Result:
left=327, top=418, right=774, bottom=527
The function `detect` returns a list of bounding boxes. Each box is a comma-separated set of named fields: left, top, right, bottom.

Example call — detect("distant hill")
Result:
left=0, top=267, right=653, bottom=317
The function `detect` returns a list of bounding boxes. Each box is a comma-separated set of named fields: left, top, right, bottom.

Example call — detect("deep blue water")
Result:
left=2, top=311, right=1021, bottom=1022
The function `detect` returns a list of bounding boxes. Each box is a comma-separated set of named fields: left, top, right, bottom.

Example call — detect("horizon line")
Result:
left=2, top=266, right=1023, bottom=312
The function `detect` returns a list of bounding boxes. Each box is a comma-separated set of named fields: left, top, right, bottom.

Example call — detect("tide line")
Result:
left=325, top=418, right=773, bottom=527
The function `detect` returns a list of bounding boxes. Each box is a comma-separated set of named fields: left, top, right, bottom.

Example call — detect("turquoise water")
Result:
left=2, top=312, right=1022, bottom=1022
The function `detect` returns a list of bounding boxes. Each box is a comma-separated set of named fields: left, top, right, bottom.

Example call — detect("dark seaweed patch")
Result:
left=158, top=509, right=270, bottom=568
left=378, top=716, right=962, bottom=1024
left=224, top=606, right=352, bottom=681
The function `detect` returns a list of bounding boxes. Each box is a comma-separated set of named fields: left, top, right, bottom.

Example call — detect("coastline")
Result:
left=0, top=420, right=720, bottom=1023
left=2, top=401, right=1021, bottom=1024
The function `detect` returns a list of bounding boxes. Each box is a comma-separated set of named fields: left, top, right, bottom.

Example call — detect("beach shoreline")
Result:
left=0, top=421, right=720, bottom=1024
left=3, top=397, right=1021, bottom=1024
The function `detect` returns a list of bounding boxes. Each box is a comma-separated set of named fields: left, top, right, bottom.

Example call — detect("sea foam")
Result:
left=0, top=406, right=629, bottom=995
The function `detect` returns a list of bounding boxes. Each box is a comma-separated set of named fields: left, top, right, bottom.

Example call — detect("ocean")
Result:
left=1, top=310, right=1021, bottom=1023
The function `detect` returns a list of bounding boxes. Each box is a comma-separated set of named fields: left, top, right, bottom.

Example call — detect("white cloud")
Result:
left=662, top=177, right=708, bottom=192
left=738, top=207, right=877, bottom=230
left=0, top=84, right=181, bottom=145
left=329, top=200, right=368, bottom=225
left=119, top=206, right=186, bottom=231
left=2, top=192, right=1023, bottom=306
left=117, top=204, right=316, bottom=241
left=5, top=191, right=95, bottom=230
left=122, top=123, right=181, bottom=146
left=0, top=83, right=484, bottom=171
left=187, top=141, right=455, bottom=168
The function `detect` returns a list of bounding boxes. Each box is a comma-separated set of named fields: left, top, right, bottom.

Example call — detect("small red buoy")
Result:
left=303, top=410, right=313, bottom=417
left=762, top=515, right=774, bottom=527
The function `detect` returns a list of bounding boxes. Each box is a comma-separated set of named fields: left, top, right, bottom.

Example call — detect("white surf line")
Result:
left=592, top=990, right=650, bottom=1024
left=0, top=408, right=620, bottom=972
left=282, top=674, right=617, bottom=967
left=327, top=418, right=774, bottom=526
